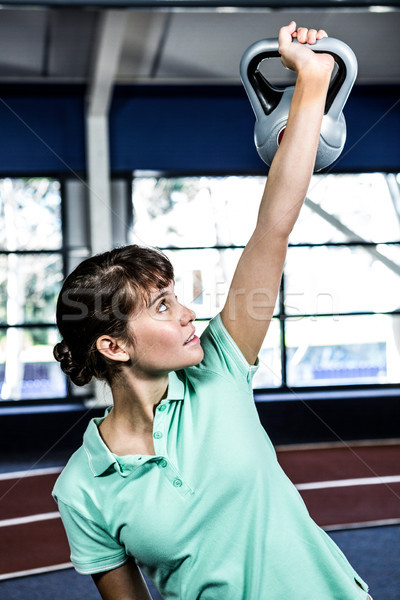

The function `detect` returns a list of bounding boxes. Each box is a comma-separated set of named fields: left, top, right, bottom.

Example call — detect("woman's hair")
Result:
left=53, top=245, right=174, bottom=387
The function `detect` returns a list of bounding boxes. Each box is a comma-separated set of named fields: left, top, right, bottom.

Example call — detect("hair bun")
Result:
left=53, top=339, right=71, bottom=363
left=53, top=340, right=92, bottom=387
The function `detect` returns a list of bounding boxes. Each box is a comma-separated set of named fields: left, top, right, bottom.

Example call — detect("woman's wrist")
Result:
left=294, top=66, right=332, bottom=102
left=295, top=54, right=334, bottom=82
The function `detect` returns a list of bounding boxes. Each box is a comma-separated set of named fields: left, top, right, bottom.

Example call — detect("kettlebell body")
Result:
left=240, top=37, right=357, bottom=171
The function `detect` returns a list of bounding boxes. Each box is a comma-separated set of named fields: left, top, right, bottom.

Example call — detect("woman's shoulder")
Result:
left=190, top=313, right=258, bottom=384
left=52, top=445, right=92, bottom=503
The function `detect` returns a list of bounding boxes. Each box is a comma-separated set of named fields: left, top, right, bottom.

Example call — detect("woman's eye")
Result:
left=158, top=301, right=168, bottom=313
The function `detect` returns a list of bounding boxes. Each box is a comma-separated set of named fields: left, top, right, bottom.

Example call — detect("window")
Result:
left=131, top=172, right=400, bottom=392
left=284, top=173, right=400, bottom=388
left=0, top=178, right=66, bottom=401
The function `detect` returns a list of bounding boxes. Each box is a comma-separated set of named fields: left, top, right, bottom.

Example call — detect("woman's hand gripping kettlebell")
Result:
left=279, top=21, right=335, bottom=77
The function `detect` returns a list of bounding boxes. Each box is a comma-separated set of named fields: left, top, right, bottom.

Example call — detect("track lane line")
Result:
left=0, top=467, right=63, bottom=481
left=0, top=562, right=72, bottom=581
left=296, top=475, right=400, bottom=490
left=0, top=512, right=60, bottom=528
left=324, top=518, right=400, bottom=531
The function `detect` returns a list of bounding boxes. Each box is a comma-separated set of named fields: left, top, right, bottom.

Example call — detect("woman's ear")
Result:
left=96, top=336, right=130, bottom=362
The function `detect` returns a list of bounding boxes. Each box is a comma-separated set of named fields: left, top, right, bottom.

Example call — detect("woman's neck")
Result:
left=99, top=372, right=169, bottom=456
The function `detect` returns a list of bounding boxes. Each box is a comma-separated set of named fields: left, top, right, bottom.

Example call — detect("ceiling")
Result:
left=0, top=6, right=399, bottom=88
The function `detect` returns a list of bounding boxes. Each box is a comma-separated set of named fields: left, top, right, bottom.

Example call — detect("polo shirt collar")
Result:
left=166, top=369, right=185, bottom=402
left=83, top=370, right=186, bottom=477
left=83, top=409, right=116, bottom=477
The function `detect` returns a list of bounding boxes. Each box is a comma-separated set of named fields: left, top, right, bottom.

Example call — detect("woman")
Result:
left=53, top=22, right=371, bottom=600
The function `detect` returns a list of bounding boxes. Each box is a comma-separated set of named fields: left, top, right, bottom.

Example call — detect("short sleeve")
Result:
left=199, top=313, right=259, bottom=384
left=55, top=498, right=128, bottom=575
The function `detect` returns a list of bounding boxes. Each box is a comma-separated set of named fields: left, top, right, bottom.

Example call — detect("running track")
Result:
left=1, top=442, right=399, bottom=580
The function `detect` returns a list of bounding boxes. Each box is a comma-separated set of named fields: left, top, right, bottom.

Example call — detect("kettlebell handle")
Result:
left=240, top=37, right=358, bottom=124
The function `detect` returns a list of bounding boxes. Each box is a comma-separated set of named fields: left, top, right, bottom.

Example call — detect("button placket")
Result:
left=159, top=460, right=193, bottom=496
left=153, top=401, right=193, bottom=496
left=152, top=404, right=167, bottom=456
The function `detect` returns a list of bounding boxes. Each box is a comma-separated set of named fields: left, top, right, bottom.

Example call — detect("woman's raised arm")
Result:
left=221, top=22, right=334, bottom=365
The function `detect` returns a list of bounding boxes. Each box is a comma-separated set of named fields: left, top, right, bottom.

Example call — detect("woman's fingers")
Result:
left=307, top=29, right=318, bottom=44
left=296, top=27, right=309, bottom=43
left=296, top=26, right=328, bottom=44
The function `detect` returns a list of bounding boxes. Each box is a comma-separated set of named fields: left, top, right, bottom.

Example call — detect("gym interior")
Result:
left=0, top=1, right=399, bottom=599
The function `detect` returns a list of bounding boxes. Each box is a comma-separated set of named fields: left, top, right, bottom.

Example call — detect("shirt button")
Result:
left=173, top=478, right=183, bottom=488
left=159, top=459, right=168, bottom=468
left=153, top=431, right=163, bottom=439
left=158, top=404, right=167, bottom=412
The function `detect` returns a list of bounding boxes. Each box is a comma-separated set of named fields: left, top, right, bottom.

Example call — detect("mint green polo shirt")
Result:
left=53, top=314, right=369, bottom=599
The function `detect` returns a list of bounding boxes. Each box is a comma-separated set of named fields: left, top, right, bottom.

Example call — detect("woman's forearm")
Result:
left=256, top=65, right=333, bottom=237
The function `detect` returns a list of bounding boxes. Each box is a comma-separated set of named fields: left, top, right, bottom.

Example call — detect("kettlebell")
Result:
left=240, top=37, right=358, bottom=171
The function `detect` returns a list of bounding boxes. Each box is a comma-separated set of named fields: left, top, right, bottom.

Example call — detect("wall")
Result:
left=0, top=84, right=398, bottom=175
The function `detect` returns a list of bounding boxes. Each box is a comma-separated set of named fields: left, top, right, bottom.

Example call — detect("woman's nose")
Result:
left=179, top=304, right=196, bottom=324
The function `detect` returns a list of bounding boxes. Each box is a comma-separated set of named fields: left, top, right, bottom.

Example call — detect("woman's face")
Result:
left=125, top=282, right=204, bottom=376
